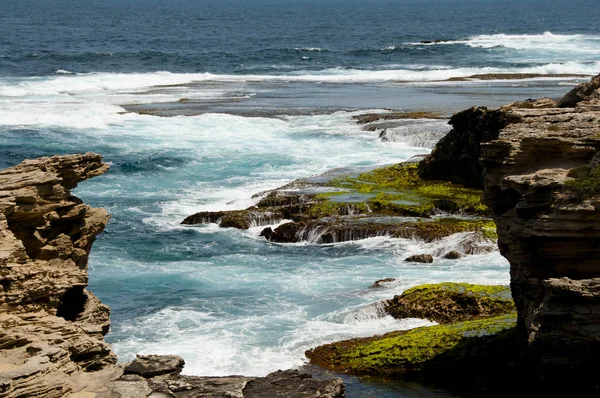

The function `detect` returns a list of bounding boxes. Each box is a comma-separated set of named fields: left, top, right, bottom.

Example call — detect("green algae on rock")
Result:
left=565, top=165, right=600, bottom=200
left=385, top=283, right=514, bottom=324
left=305, top=313, right=517, bottom=376
left=182, top=162, right=494, bottom=248
left=327, top=163, right=489, bottom=216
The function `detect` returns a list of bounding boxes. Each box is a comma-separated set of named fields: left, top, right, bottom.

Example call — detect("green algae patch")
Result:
left=303, top=201, right=371, bottom=218
left=385, top=282, right=514, bottom=324
left=565, top=165, right=600, bottom=199
left=306, top=313, right=517, bottom=375
left=395, top=218, right=497, bottom=242
left=328, top=164, right=489, bottom=216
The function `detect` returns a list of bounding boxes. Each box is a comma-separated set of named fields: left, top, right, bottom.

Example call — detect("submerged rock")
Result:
left=263, top=217, right=496, bottom=245
left=183, top=162, right=493, bottom=246
left=370, top=277, right=397, bottom=288
left=352, top=111, right=443, bottom=124
left=182, top=208, right=286, bottom=229
left=442, top=250, right=462, bottom=259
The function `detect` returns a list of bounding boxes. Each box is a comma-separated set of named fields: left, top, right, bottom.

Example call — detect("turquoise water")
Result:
left=1, top=0, right=598, bottom=396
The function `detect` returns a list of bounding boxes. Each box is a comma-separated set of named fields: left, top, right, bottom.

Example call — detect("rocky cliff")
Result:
left=0, top=154, right=344, bottom=398
left=480, top=74, right=600, bottom=379
left=0, top=153, right=117, bottom=397
left=419, top=73, right=600, bottom=388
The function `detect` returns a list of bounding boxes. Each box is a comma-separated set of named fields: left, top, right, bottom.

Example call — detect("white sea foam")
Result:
left=110, top=304, right=434, bottom=377
left=464, top=32, right=600, bottom=53
left=0, top=61, right=595, bottom=117
left=294, top=47, right=324, bottom=52
left=412, top=32, right=600, bottom=54
left=0, top=63, right=594, bottom=129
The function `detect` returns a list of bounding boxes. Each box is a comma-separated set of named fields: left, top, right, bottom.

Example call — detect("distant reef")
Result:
left=307, top=73, right=600, bottom=395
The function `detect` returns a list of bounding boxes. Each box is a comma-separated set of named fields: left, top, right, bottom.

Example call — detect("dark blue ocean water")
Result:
left=1, top=0, right=599, bottom=77
left=1, top=1, right=599, bottom=397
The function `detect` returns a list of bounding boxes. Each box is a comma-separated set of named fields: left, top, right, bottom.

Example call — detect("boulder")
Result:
left=384, top=282, right=514, bottom=323
left=557, top=73, right=600, bottom=107
left=442, top=250, right=462, bottom=259
left=404, top=254, right=433, bottom=263
left=123, top=354, right=185, bottom=378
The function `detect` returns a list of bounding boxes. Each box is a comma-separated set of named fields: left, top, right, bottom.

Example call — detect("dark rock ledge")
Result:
left=0, top=154, right=343, bottom=398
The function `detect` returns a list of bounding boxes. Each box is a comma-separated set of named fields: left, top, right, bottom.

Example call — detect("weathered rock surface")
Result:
left=556, top=73, right=600, bottom=107
left=0, top=154, right=345, bottom=398
left=480, top=73, right=600, bottom=378
left=243, top=370, right=344, bottom=398
left=0, top=153, right=116, bottom=397
left=384, top=283, right=514, bottom=324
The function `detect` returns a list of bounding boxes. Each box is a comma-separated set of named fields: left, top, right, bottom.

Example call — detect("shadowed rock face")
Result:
left=418, top=106, right=511, bottom=189
left=480, top=74, right=600, bottom=376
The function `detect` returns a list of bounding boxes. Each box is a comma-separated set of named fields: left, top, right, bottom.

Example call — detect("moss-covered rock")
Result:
left=305, top=313, right=517, bottom=376
left=384, top=283, right=514, bottom=324
left=183, top=163, right=494, bottom=245
left=327, top=163, right=489, bottom=216
left=565, top=165, right=600, bottom=199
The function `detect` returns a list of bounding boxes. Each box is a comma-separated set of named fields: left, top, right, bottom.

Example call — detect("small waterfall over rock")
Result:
left=343, top=301, right=389, bottom=324
left=376, top=119, right=451, bottom=149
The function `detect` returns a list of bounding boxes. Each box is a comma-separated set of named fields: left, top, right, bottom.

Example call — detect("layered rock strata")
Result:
left=480, top=74, right=600, bottom=375
left=0, top=154, right=344, bottom=398
left=0, top=153, right=115, bottom=397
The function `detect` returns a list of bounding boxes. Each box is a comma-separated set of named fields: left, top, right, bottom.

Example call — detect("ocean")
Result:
left=1, top=0, right=598, bottom=396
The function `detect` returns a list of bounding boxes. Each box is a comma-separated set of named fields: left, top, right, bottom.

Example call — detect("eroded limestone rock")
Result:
left=0, top=153, right=115, bottom=397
